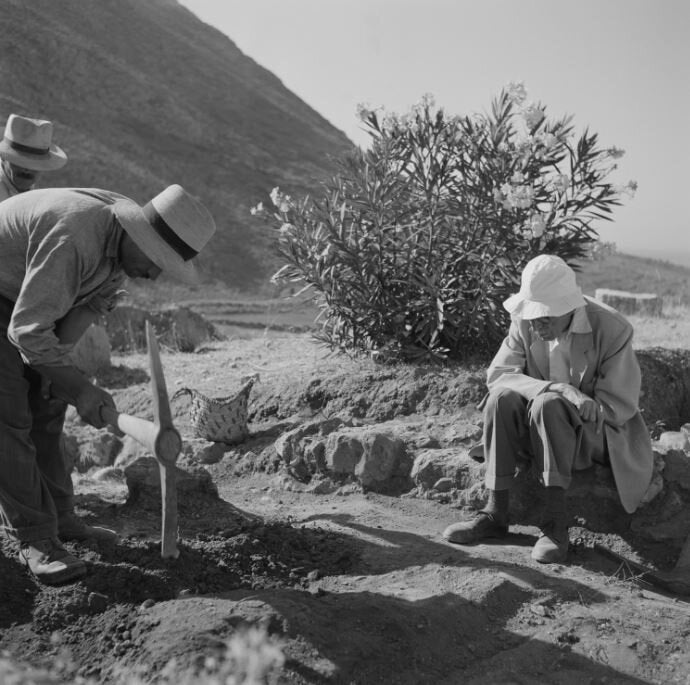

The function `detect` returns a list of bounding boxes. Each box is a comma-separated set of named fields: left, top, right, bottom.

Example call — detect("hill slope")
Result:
left=577, top=252, right=690, bottom=303
left=0, top=0, right=353, bottom=288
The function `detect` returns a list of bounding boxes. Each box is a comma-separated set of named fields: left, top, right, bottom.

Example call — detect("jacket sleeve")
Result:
left=8, top=225, right=90, bottom=366
left=593, top=323, right=641, bottom=426
left=487, top=320, right=551, bottom=400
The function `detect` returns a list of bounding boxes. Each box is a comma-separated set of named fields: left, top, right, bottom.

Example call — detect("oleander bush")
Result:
left=254, top=84, right=636, bottom=361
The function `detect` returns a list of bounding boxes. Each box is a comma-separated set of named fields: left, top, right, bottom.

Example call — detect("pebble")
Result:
left=87, top=592, right=109, bottom=613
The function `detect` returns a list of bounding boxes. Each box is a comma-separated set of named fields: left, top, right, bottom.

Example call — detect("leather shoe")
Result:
left=58, top=512, right=118, bottom=542
left=531, top=520, right=569, bottom=563
left=442, top=511, right=508, bottom=544
left=19, top=538, right=87, bottom=585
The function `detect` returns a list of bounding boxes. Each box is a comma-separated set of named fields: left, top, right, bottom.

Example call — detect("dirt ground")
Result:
left=1, top=330, right=689, bottom=685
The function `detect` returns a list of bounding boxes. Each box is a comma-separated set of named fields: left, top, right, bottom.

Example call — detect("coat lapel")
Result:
left=569, top=331, right=594, bottom=388
left=530, top=339, right=550, bottom=380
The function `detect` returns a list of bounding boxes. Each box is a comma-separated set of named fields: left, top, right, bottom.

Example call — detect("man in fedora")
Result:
left=442, top=254, right=653, bottom=563
left=0, top=114, right=68, bottom=201
left=0, top=184, right=216, bottom=584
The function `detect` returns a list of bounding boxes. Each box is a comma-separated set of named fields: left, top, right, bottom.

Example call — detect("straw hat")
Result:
left=112, top=184, right=216, bottom=284
left=503, top=254, right=586, bottom=320
left=0, top=114, right=67, bottom=171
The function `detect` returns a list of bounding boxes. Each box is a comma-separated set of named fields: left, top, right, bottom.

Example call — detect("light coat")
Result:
left=486, top=296, right=653, bottom=513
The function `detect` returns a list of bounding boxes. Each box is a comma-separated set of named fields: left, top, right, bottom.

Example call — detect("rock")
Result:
left=91, top=466, right=126, bottom=483
left=636, top=348, right=690, bottom=431
left=182, top=438, right=229, bottom=464
left=595, top=288, right=663, bottom=317
left=323, top=427, right=411, bottom=493
left=123, top=456, right=218, bottom=501
left=63, top=426, right=123, bottom=472
left=411, top=448, right=483, bottom=492
left=306, top=477, right=339, bottom=494
left=325, top=433, right=363, bottom=476
left=103, top=305, right=219, bottom=352
left=656, top=431, right=690, bottom=451
left=432, top=477, right=454, bottom=493
left=275, top=417, right=348, bottom=465
left=354, top=433, right=409, bottom=491
left=654, top=446, right=690, bottom=490
left=87, top=592, right=109, bottom=613
left=70, top=324, right=112, bottom=376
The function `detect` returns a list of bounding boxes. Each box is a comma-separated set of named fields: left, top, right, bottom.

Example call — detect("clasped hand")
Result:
left=548, top=382, right=604, bottom=433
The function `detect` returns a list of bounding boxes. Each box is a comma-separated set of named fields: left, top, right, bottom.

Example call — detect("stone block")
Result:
left=595, top=288, right=662, bottom=316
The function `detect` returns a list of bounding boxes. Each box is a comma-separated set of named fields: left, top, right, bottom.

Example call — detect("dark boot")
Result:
left=19, top=538, right=87, bottom=585
left=442, top=511, right=509, bottom=544
left=531, top=519, right=569, bottom=563
left=58, top=512, right=118, bottom=542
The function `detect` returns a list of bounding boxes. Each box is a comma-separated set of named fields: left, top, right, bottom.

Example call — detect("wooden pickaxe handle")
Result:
left=97, top=321, right=182, bottom=559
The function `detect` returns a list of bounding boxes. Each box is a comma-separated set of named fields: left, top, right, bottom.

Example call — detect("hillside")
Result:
left=576, top=252, right=690, bottom=304
left=0, top=0, right=353, bottom=288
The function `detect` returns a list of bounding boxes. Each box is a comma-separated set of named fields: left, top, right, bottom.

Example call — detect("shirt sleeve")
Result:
left=7, top=223, right=97, bottom=366
left=82, top=272, right=127, bottom=314
left=486, top=320, right=552, bottom=400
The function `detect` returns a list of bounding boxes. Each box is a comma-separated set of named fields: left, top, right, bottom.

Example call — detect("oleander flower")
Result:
left=496, top=182, right=535, bottom=210
left=270, top=187, right=292, bottom=213
left=550, top=174, right=570, bottom=193
left=528, top=213, right=546, bottom=238
left=356, top=103, right=374, bottom=122
left=506, top=81, right=528, bottom=105
left=522, top=102, right=545, bottom=129
left=536, top=132, right=558, bottom=149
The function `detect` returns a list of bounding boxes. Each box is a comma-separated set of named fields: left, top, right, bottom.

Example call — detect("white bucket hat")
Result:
left=112, top=184, right=216, bottom=284
left=503, top=254, right=586, bottom=319
left=0, top=114, right=67, bottom=171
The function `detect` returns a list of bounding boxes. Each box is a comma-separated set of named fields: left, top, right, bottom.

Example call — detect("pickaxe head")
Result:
left=146, top=320, right=181, bottom=465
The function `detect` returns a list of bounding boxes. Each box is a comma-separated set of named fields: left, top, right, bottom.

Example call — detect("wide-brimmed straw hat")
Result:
left=112, top=184, right=216, bottom=284
left=0, top=114, right=67, bottom=171
left=503, top=254, right=586, bottom=320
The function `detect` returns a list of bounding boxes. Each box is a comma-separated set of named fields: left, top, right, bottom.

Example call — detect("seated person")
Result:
left=442, top=254, right=653, bottom=563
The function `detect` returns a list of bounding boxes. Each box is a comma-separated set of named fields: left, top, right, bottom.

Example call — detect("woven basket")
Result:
left=172, top=378, right=254, bottom=444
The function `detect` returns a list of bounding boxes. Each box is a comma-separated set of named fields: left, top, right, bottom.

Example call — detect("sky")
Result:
left=179, top=0, right=690, bottom=265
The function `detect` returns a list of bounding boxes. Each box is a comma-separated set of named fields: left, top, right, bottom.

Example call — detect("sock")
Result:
left=543, top=486, right=566, bottom=524
left=483, top=489, right=509, bottom=524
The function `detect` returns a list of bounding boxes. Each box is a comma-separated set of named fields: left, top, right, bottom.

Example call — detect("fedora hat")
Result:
left=0, top=114, right=67, bottom=171
left=112, top=184, right=216, bottom=284
left=503, top=254, right=586, bottom=320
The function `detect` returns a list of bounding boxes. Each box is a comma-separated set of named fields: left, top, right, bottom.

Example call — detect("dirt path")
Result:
left=1, top=332, right=689, bottom=684
left=216, top=475, right=690, bottom=685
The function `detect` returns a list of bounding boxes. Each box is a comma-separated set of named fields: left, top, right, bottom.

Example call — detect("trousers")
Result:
left=482, top=387, right=607, bottom=491
left=0, top=296, right=72, bottom=542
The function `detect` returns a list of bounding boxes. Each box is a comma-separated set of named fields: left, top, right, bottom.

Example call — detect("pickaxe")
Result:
left=100, top=320, right=182, bottom=559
